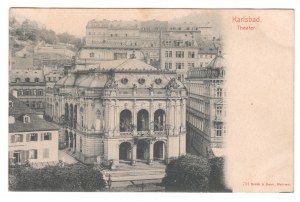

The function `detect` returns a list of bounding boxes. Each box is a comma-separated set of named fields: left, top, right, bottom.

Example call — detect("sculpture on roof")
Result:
left=104, top=74, right=118, bottom=89
left=166, top=78, right=180, bottom=90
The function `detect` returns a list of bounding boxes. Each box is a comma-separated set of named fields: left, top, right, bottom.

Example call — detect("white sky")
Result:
left=10, top=8, right=220, bottom=37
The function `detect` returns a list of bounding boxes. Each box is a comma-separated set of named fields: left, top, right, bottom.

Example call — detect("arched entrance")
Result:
left=137, top=140, right=149, bottom=160
left=65, top=130, right=69, bottom=148
left=154, top=141, right=165, bottom=161
left=120, top=110, right=132, bottom=132
left=154, top=109, right=166, bottom=131
left=137, top=109, right=149, bottom=131
left=119, top=142, right=131, bottom=161
left=69, top=132, right=73, bottom=148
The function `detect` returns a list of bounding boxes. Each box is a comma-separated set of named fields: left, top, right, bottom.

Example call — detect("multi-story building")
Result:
left=9, top=93, right=59, bottom=166
left=197, top=40, right=218, bottom=68
left=80, top=20, right=143, bottom=64
left=45, top=58, right=187, bottom=165
left=140, top=20, right=168, bottom=68
left=9, top=69, right=46, bottom=115
left=185, top=53, right=226, bottom=157
left=161, top=32, right=199, bottom=82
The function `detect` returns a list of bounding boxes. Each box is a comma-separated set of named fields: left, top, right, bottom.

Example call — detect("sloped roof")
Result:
left=9, top=94, right=34, bottom=116
left=9, top=94, right=59, bottom=133
left=9, top=69, right=45, bottom=83
left=9, top=114, right=59, bottom=133
left=92, top=59, right=157, bottom=71
left=198, top=40, right=218, bottom=54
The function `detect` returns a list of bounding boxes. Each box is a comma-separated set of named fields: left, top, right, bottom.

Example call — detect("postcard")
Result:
left=8, top=8, right=294, bottom=193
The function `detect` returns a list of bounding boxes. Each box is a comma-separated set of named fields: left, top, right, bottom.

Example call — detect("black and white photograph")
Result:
left=7, top=8, right=294, bottom=193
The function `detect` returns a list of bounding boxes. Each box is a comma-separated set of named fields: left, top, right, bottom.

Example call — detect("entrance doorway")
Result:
left=119, top=142, right=131, bottom=161
left=137, top=140, right=149, bottom=160
left=13, top=152, right=21, bottom=163
left=154, top=141, right=165, bottom=161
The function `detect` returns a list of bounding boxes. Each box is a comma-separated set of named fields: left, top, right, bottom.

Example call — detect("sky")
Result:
left=10, top=8, right=221, bottom=37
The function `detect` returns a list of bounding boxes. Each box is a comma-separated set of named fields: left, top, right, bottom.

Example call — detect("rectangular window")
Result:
left=165, top=51, right=172, bottom=58
left=30, top=133, right=38, bottom=141
left=176, top=63, right=184, bottom=69
left=188, top=51, right=195, bottom=58
left=43, top=148, right=49, bottom=158
left=216, top=88, right=223, bottom=97
left=216, top=106, right=222, bottom=116
left=188, top=63, right=195, bottom=68
left=29, top=149, right=37, bottom=159
left=43, top=132, right=52, bottom=141
left=216, top=124, right=223, bottom=137
left=11, top=134, right=23, bottom=143
left=176, top=51, right=184, bottom=58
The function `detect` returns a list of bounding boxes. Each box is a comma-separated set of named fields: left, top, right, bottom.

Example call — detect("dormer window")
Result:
left=15, top=78, right=20, bottom=83
left=25, top=78, right=30, bottom=82
left=34, top=78, right=39, bottom=82
left=23, top=115, right=30, bottom=123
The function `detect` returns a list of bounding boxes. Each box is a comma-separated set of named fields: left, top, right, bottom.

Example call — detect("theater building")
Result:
left=186, top=53, right=226, bottom=157
left=46, top=59, right=187, bottom=165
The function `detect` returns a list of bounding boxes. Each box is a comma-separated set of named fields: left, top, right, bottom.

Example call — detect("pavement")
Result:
left=58, top=149, right=78, bottom=164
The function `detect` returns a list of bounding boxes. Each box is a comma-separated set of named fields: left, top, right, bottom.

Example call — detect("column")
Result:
left=148, top=141, right=153, bottom=164
left=131, top=144, right=137, bottom=165
left=149, top=100, right=154, bottom=135
left=132, top=100, right=137, bottom=135
left=114, top=100, right=119, bottom=136
left=104, top=101, right=109, bottom=135
left=108, top=100, right=115, bottom=136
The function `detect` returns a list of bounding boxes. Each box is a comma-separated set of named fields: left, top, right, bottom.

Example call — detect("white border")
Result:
left=1, top=1, right=298, bottom=202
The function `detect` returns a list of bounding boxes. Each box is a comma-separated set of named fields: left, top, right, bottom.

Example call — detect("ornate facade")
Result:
left=185, top=53, right=226, bottom=157
left=46, top=59, right=187, bottom=165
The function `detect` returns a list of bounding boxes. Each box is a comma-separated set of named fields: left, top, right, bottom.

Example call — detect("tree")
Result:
left=162, top=154, right=211, bottom=192
left=11, top=164, right=106, bottom=192
left=208, top=157, right=231, bottom=192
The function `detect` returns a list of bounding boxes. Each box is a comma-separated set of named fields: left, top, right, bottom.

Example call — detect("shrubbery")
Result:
left=162, top=154, right=230, bottom=192
left=10, top=164, right=106, bottom=192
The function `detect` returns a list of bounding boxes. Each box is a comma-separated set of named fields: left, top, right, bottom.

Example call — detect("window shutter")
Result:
left=26, top=134, right=29, bottom=142
left=41, top=133, right=43, bottom=141
left=11, top=135, right=15, bottom=143
left=34, top=150, right=38, bottom=159
left=49, top=133, right=52, bottom=140
left=25, top=150, right=29, bottom=161
left=20, top=134, right=23, bottom=142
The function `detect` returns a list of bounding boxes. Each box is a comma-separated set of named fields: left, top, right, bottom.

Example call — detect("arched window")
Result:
left=64, top=103, right=69, bottom=123
left=120, top=110, right=132, bottom=132
left=137, top=109, right=149, bottom=131
left=25, top=78, right=30, bottom=82
left=95, top=109, right=101, bottom=131
left=154, top=109, right=166, bottom=131
left=70, top=104, right=73, bottom=127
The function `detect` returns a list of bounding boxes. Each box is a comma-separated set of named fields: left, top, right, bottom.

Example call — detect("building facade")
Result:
left=9, top=94, right=59, bottom=166
left=185, top=54, right=226, bottom=157
left=46, top=59, right=187, bottom=165
left=9, top=69, right=46, bottom=115
left=160, top=32, right=199, bottom=82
